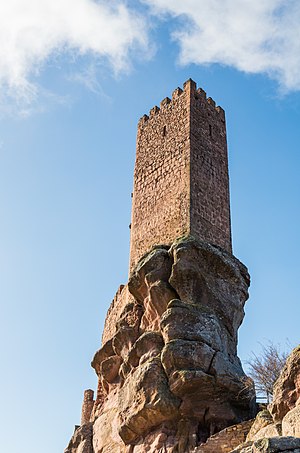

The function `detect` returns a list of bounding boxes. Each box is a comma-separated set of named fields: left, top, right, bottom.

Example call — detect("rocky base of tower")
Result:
left=65, top=236, right=257, bottom=453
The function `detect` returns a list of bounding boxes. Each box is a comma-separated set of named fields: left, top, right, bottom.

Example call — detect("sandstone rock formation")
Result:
left=66, top=237, right=256, bottom=453
left=269, top=346, right=300, bottom=423
left=270, top=346, right=300, bottom=440
left=65, top=424, right=93, bottom=453
left=231, top=346, right=300, bottom=453
left=282, top=406, right=300, bottom=438
left=65, top=78, right=299, bottom=452
left=246, top=410, right=275, bottom=442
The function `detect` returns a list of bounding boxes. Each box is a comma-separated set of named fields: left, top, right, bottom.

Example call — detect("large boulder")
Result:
left=246, top=410, right=274, bottom=442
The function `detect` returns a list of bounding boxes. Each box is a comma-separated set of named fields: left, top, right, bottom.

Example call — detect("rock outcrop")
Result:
left=65, top=424, right=93, bottom=453
left=232, top=346, right=300, bottom=453
left=269, top=346, right=300, bottom=423
left=282, top=406, right=300, bottom=438
left=246, top=410, right=275, bottom=442
left=65, top=237, right=256, bottom=452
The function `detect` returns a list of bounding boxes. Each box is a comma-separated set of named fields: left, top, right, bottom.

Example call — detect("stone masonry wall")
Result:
left=101, top=285, right=126, bottom=345
left=190, top=82, right=232, bottom=252
left=129, top=83, right=191, bottom=272
left=129, top=79, right=232, bottom=272
left=195, top=419, right=253, bottom=453
left=80, top=389, right=94, bottom=425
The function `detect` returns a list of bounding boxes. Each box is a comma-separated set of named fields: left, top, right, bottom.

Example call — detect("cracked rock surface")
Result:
left=66, top=237, right=256, bottom=453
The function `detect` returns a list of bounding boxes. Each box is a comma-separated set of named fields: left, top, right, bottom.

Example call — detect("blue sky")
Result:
left=0, top=1, right=300, bottom=452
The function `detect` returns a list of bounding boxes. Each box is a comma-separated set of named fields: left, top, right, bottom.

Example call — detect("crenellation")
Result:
left=196, top=86, right=207, bottom=99
left=138, top=114, right=149, bottom=126
left=183, top=77, right=197, bottom=93
left=172, top=87, right=183, bottom=99
left=207, top=96, right=216, bottom=107
left=139, top=85, right=224, bottom=139
left=160, top=96, right=171, bottom=108
left=150, top=105, right=160, bottom=117
left=216, top=105, right=226, bottom=120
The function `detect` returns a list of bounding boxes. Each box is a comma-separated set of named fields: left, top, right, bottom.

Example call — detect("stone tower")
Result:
left=129, top=78, right=232, bottom=271
left=65, top=80, right=256, bottom=453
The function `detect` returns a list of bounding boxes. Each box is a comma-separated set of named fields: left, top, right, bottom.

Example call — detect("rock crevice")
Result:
left=65, top=237, right=256, bottom=453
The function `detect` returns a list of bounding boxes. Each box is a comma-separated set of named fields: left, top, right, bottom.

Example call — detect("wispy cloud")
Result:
left=144, top=0, right=300, bottom=93
left=67, top=64, right=112, bottom=101
left=0, top=0, right=148, bottom=109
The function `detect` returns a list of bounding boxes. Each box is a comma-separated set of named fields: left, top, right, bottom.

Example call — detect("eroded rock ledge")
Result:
left=66, top=237, right=257, bottom=453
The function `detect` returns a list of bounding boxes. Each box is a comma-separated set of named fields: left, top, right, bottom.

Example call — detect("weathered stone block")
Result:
left=282, top=406, right=300, bottom=437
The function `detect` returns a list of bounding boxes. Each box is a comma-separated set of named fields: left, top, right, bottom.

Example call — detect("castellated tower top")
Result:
left=129, top=79, right=232, bottom=271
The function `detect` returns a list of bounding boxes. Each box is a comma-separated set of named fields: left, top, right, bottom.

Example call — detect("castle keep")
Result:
left=66, top=80, right=256, bottom=453
left=130, top=78, right=232, bottom=270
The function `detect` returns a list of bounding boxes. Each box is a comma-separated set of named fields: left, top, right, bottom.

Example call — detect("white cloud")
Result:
left=2, top=0, right=299, bottom=111
left=0, top=0, right=148, bottom=106
left=143, top=0, right=300, bottom=93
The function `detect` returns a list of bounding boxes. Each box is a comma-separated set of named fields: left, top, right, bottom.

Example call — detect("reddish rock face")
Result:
left=68, top=237, right=255, bottom=453
left=65, top=423, right=93, bottom=453
left=269, top=345, right=300, bottom=422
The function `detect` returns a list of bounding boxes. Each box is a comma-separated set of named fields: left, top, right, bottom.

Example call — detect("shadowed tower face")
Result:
left=129, top=79, right=232, bottom=271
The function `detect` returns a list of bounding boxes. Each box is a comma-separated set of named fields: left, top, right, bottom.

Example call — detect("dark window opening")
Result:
left=209, top=124, right=212, bottom=137
left=163, top=125, right=167, bottom=137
